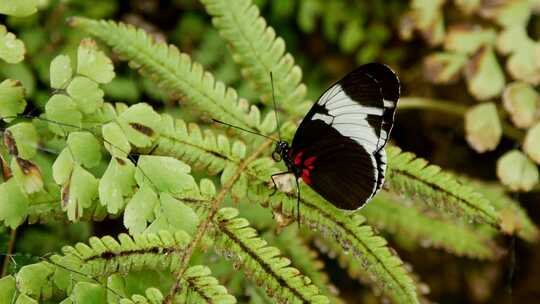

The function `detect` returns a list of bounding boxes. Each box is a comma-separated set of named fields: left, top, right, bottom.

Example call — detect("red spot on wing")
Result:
left=301, top=168, right=312, bottom=185
left=304, top=156, right=316, bottom=169
left=294, top=151, right=304, bottom=166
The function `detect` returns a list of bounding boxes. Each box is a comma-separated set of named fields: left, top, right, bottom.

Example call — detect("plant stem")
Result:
left=165, top=139, right=274, bottom=303
left=1, top=228, right=17, bottom=277
left=399, top=96, right=524, bottom=141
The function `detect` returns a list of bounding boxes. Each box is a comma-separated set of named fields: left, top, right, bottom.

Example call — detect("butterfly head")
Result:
left=272, top=140, right=290, bottom=162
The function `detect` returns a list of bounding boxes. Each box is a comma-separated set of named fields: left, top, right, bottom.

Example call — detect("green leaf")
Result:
left=66, top=76, right=104, bottom=114
left=423, top=52, right=467, bottom=84
left=11, top=157, right=44, bottom=194
left=0, top=178, right=29, bottom=228
left=52, top=149, right=74, bottom=185
left=76, top=38, right=115, bottom=84
left=146, top=192, right=199, bottom=235
left=16, top=263, right=54, bottom=299
left=0, top=0, right=38, bottom=17
left=66, top=131, right=102, bottom=168
left=443, top=25, right=496, bottom=54
left=0, top=79, right=26, bottom=122
left=502, top=82, right=539, bottom=128
left=524, top=122, right=540, bottom=165
left=464, top=102, right=502, bottom=152
left=339, top=20, right=364, bottom=53
left=102, top=122, right=131, bottom=158
left=0, top=276, right=16, bottom=301
left=99, top=157, right=136, bottom=214
left=5, top=122, right=38, bottom=159
left=496, top=150, right=539, bottom=191
left=0, top=25, right=25, bottom=63
left=50, top=55, right=73, bottom=89
left=62, top=165, right=99, bottom=221
left=464, top=46, right=505, bottom=100
left=71, top=282, right=107, bottom=304
left=15, top=294, right=38, bottom=304
left=123, top=185, right=159, bottom=234
left=134, top=155, right=195, bottom=194
left=44, top=94, right=82, bottom=136
left=117, top=103, right=161, bottom=148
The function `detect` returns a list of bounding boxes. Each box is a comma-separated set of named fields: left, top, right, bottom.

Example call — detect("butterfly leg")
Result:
left=269, top=171, right=292, bottom=196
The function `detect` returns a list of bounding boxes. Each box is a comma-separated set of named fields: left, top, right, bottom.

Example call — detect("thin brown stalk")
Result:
left=165, top=139, right=274, bottom=303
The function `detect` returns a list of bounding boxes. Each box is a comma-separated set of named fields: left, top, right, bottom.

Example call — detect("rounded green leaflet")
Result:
left=14, top=294, right=38, bottom=304
left=0, top=79, right=26, bottom=122
left=99, top=157, right=136, bottom=214
left=0, top=25, right=25, bottom=63
left=52, top=148, right=74, bottom=185
left=5, top=122, right=38, bottom=159
left=124, top=185, right=159, bottom=234
left=117, top=103, right=162, bottom=148
left=497, top=150, right=539, bottom=192
left=76, top=38, right=115, bottom=84
left=44, top=94, right=82, bottom=136
left=66, top=131, right=102, bottom=168
left=102, top=122, right=131, bottom=158
left=464, top=102, right=502, bottom=153
left=0, top=0, right=38, bottom=17
left=524, top=122, right=540, bottom=165
left=134, top=155, right=195, bottom=194
left=11, top=157, right=44, bottom=194
left=62, top=165, right=99, bottom=221
left=503, top=82, right=539, bottom=128
left=0, top=276, right=16, bottom=303
left=71, top=282, right=107, bottom=304
left=146, top=192, right=199, bottom=235
left=50, top=55, right=73, bottom=89
left=66, top=76, right=104, bottom=114
left=464, top=46, right=505, bottom=100
left=0, top=178, right=29, bottom=228
left=423, top=52, right=467, bottom=84
left=15, top=262, right=54, bottom=299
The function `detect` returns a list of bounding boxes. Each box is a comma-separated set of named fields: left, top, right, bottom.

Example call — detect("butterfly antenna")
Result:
left=270, top=72, right=282, bottom=141
left=212, top=119, right=278, bottom=142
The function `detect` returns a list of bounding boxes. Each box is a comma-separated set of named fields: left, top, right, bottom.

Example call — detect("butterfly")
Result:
left=271, top=63, right=400, bottom=211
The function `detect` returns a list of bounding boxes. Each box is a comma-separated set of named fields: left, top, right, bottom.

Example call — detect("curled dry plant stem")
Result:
left=165, top=139, right=274, bottom=303
left=399, top=96, right=523, bottom=141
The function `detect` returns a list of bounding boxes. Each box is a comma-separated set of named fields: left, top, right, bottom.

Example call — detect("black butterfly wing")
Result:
left=290, top=63, right=399, bottom=210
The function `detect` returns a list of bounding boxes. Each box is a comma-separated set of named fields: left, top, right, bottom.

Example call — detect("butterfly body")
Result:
left=273, top=63, right=400, bottom=211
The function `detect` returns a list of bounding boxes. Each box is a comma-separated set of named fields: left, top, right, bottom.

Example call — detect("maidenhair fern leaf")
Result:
left=361, top=192, right=502, bottom=260
left=212, top=207, right=330, bottom=304
left=70, top=17, right=274, bottom=134
left=385, top=146, right=500, bottom=228
left=202, top=0, right=311, bottom=118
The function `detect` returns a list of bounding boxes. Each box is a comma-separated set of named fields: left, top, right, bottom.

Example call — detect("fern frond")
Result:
left=470, top=181, right=540, bottom=242
left=385, top=146, right=500, bottom=227
left=176, top=265, right=237, bottom=303
left=70, top=17, right=274, bottom=134
left=11, top=231, right=191, bottom=301
left=201, top=0, right=311, bottom=118
left=270, top=229, right=343, bottom=303
left=248, top=184, right=420, bottom=304
left=212, top=207, right=330, bottom=304
left=361, top=192, right=502, bottom=260
left=154, top=115, right=247, bottom=175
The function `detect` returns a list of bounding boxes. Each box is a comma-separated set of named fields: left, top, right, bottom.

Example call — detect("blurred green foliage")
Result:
left=0, top=0, right=539, bottom=303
